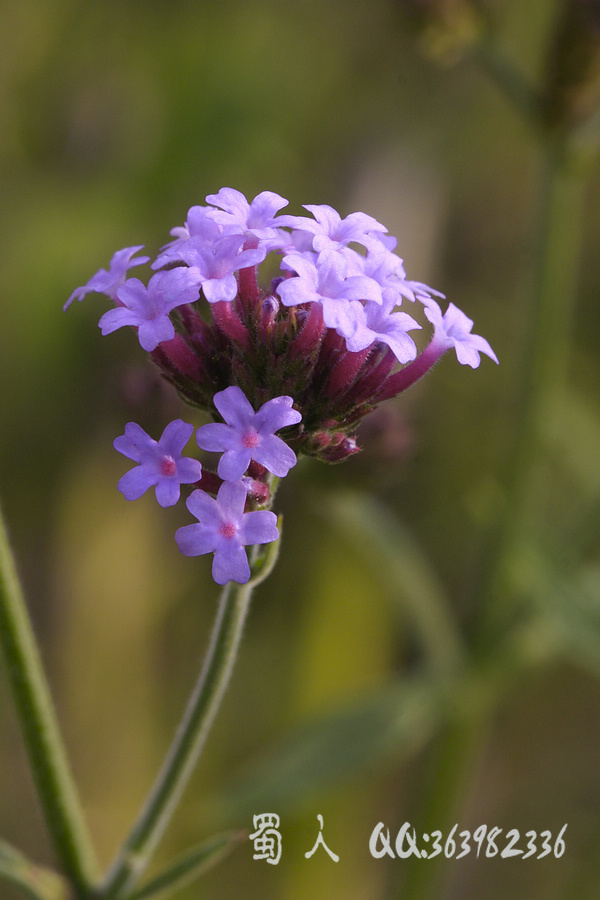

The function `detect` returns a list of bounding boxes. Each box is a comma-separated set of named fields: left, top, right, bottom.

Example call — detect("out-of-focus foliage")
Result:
left=1, top=1, right=600, bottom=899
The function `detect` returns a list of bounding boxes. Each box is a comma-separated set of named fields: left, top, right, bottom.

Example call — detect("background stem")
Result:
left=476, top=139, right=586, bottom=649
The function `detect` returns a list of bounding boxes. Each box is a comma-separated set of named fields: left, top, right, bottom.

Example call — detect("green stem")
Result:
left=100, top=572, right=258, bottom=899
left=471, top=32, right=543, bottom=128
left=399, top=701, right=491, bottom=900
left=397, top=635, right=546, bottom=900
left=0, top=503, right=99, bottom=898
left=400, top=102, right=589, bottom=900
left=476, top=138, right=587, bottom=649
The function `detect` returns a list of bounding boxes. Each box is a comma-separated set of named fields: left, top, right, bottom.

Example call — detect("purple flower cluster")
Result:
left=68, top=187, right=497, bottom=583
left=113, top=386, right=300, bottom=584
left=69, top=188, right=496, bottom=382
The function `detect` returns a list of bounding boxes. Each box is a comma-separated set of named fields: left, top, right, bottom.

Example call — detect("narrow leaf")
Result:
left=215, top=674, right=444, bottom=820
left=324, top=491, right=464, bottom=674
left=131, top=831, right=245, bottom=900
left=0, top=840, right=68, bottom=900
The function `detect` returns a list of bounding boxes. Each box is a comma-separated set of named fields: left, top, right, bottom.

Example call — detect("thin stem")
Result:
left=100, top=574, right=257, bottom=900
left=398, top=705, right=491, bottom=900
left=396, top=636, right=543, bottom=900
left=470, top=21, right=544, bottom=128
left=0, top=503, right=99, bottom=898
left=475, top=139, right=586, bottom=649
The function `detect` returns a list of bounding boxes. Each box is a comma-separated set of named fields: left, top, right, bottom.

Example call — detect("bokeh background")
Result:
left=1, top=1, right=600, bottom=898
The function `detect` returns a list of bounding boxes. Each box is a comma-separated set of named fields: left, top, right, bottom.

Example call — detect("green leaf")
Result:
left=0, top=840, right=68, bottom=900
left=324, top=491, right=464, bottom=675
left=130, top=831, right=245, bottom=900
left=542, top=565, right=600, bottom=678
left=215, top=674, right=444, bottom=820
left=509, top=543, right=600, bottom=678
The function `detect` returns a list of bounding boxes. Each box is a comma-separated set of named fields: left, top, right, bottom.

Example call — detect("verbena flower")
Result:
left=424, top=299, right=499, bottom=368
left=114, top=420, right=202, bottom=507
left=154, top=234, right=266, bottom=304
left=64, top=245, right=149, bottom=310
left=66, top=189, right=497, bottom=461
left=278, top=204, right=388, bottom=252
left=175, top=480, right=279, bottom=584
left=99, top=268, right=201, bottom=351
left=277, top=250, right=382, bottom=337
left=345, top=296, right=421, bottom=363
left=205, top=188, right=289, bottom=243
left=196, top=386, right=302, bottom=481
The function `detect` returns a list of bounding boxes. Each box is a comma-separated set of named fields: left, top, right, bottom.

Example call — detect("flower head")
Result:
left=114, top=419, right=202, bottom=507
left=64, top=245, right=150, bottom=310
left=69, top=188, right=497, bottom=470
left=175, top=480, right=279, bottom=584
left=196, top=386, right=302, bottom=482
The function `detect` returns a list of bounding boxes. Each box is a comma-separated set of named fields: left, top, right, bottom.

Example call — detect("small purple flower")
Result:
left=344, top=245, right=418, bottom=306
left=114, top=419, right=202, bottom=507
left=424, top=300, right=499, bottom=368
left=156, top=206, right=224, bottom=258
left=196, top=386, right=301, bottom=482
left=98, top=268, right=201, bottom=351
left=154, top=234, right=266, bottom=304
left=278, top=204, right=388, bottom=252
left=64, top=245, right=150, bottom=311
left=175, top=480, right=279, bottom=584
left=345, top=297, right=421, bottom=363
left=205, top=188, right=289, bottom=242
left=277, top=250, right=382, bottom=337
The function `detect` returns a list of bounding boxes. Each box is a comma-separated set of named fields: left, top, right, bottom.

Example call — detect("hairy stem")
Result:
left=0, top=503, right=98, bottom=898
left=100, top=570, right=260, bottom=899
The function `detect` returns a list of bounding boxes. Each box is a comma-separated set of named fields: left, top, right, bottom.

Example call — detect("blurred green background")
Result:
left=1, top=1, right=600, bottom=898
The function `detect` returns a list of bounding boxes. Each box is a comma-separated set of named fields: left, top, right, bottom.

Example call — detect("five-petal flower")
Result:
left=175, top=480, right=279, bottom=584
left=424, top=300, right=499, bottom=368
left=278, top=204, right=388, bottom=252
left=64, top=245, right=150, bottom=311
left=205, top=188, right=289, bottom=243
left=114, top=420, right=202, bottom=507
left=99, top=268, right=201, bottom=351
left=196, top=386, right=302, bottom=481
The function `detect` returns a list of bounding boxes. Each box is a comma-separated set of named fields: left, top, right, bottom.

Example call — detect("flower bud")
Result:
left=397, top=0, right=484, bottom=63
left=542, top=0, right=600, bottom=131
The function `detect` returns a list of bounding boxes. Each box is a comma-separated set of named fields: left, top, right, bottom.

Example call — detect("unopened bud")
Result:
left=320, top=434, right=361, bottom=463
left=543, top=0, right=600, bottom=130
left=397, top=0, right=484, bottom=63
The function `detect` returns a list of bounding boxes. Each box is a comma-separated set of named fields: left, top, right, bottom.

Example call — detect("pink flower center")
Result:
left=242, top=428, right=260, bottom=449
left=220, top=521, right=237, bottom=539
left=160, top=456, right=177, bottom=476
